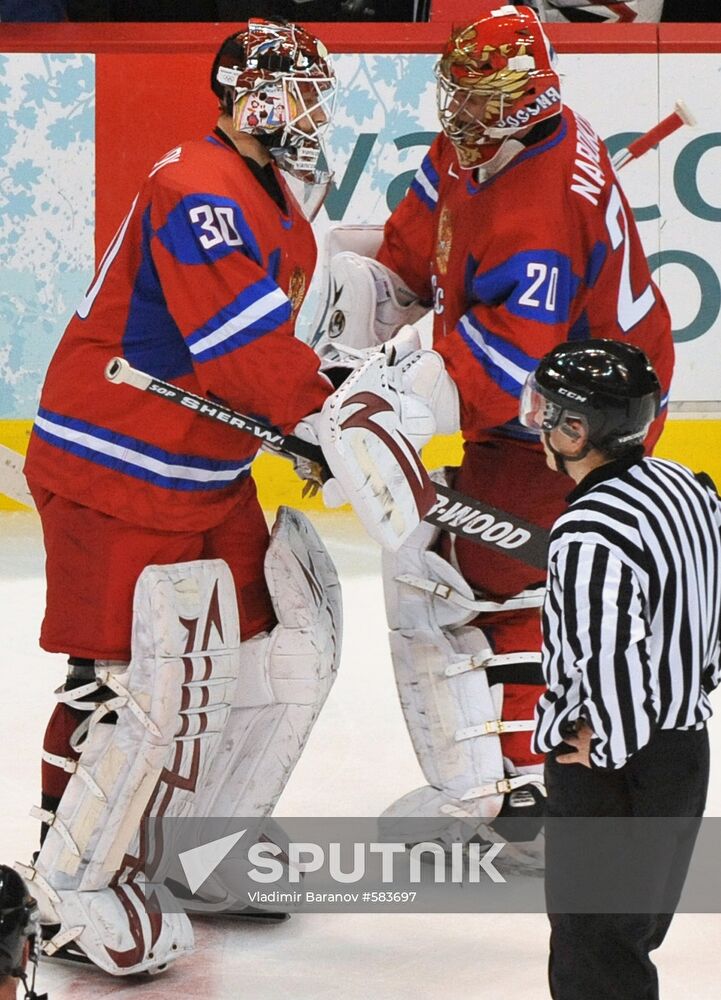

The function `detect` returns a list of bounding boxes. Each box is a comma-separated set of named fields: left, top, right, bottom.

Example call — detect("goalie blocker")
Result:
left=19, top=507, right=341, bottom=973
left=316, top=349, right=460, bottom=551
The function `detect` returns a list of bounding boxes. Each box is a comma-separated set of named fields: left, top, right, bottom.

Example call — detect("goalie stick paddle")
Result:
left=105, top=358, right=549, bottom=570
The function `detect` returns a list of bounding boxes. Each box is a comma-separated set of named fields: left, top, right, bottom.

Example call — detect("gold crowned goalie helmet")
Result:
left=211, top=18, right=337, bottom=216
left=436, top=4, right=562, bottom=169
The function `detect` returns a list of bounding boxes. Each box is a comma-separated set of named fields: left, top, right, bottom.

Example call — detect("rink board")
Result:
left=0, top=19, right=719, bottom=510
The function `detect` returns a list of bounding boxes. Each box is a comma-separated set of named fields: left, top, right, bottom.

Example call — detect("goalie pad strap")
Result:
left=43, top=926, right=85, bottom=956
left=459, top=772, right=546, bottom=803
left=444, top=651, right=542, bottom=678
left=41, top=750, right=107, bottom=800
left=455, top=720, right=536, bottom=741
left=395, top=573, right=545, bottom=613
left=29, top=807, right=79, bottom=857
left=14, top=864, right=60, bottom=907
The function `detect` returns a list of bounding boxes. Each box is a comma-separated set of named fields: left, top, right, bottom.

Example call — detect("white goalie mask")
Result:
left=211, top=18, right=337, bottom=219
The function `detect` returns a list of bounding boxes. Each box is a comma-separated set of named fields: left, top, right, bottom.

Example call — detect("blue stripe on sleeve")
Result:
left=410, top=155, right=440, bottom=211
left=186, top=276, right=291, bottom=363
left=457, top=312, right=538, bottom=397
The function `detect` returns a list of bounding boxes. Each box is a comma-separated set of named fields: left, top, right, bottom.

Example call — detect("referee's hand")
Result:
left=556, top=721, right=594, bottom=768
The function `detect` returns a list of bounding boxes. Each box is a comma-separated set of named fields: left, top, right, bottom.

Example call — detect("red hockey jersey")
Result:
left=25, top=135, right=331, bottom=531
left=378, top=107, right=674, bottom=444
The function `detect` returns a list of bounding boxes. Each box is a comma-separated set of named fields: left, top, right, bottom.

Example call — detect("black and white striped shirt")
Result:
left=533, top=452, right=721, bottom=770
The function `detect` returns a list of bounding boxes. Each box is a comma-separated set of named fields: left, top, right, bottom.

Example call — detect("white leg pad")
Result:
left=23, top=558, right=241, bottom=974
left=387, top=625, right=509, bottom=820
left=40, top=883, right=192, bottom=976
left=191, top=506, right=343, bottom=818
left=382, top=473, right=544, bottom=822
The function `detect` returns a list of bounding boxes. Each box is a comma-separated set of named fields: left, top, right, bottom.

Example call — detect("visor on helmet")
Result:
left=519, top=371, right=590, bottom=440
left=519, top=372, right=561, bottom=433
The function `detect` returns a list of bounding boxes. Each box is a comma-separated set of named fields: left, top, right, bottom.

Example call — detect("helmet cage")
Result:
left=435, top=68, right=503, bottom=149
left=213, top=19, right=337, bottom=168
left=435, top=5, right=562, bottom=168
left=232, top=72, right=336, bottom=169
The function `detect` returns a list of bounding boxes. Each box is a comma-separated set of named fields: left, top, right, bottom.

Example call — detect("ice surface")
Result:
left=1, top=510, right=718, bottom=998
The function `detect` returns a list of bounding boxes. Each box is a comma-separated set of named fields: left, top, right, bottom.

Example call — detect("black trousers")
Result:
left=544, top=726, right=710, bottom=1000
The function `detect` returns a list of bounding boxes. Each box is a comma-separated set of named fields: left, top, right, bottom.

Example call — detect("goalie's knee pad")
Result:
left=190, top=506, right=342, bottom=820
left=382, top=472, right=545, bottom=832
left=20, top=558, right=242, bottom=974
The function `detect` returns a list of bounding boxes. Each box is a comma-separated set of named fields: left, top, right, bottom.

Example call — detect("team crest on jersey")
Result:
left=288, top=266, right=307, bottom=315
left=436, top=207, right=453, bottom=276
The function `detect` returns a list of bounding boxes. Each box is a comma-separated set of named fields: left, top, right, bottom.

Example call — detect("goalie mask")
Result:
left=519, top=339, right=661, bottom=459
left=211, top=18, right=337, bottom=217
left=436, top=4, right=562, bottom=169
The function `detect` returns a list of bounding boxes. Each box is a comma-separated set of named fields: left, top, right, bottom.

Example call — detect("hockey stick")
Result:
left=612, top=100, right=696, bottom=170
left=105, top=358, right=549, bottom=569
left=0, top=443, right=33, bottom=508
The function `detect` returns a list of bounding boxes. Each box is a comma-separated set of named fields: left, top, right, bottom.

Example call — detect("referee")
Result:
left=0, top=865, right=45, bottom=1000
left=518, top=339, right=721, bottom=1000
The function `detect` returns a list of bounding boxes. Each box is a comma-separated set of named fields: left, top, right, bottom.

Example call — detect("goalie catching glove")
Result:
left=312, top=253, right=429, bottom=365
left=309, top=349, right=460, bottom=549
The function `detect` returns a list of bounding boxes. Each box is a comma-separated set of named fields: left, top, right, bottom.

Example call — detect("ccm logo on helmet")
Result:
left=498, top=86, right=561, bottom=129
left=557, top=386, right=588, bottom=402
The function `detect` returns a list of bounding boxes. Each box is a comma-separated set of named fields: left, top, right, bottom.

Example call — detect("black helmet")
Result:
left=519, top=339, right=661, bottom=457
left=0, top=866, right=40, bottom=982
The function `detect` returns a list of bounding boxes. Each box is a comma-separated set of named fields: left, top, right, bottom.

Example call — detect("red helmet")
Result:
left=211, top=19, right=336, bottom=171
left=436, top=5, right=562, bottom=168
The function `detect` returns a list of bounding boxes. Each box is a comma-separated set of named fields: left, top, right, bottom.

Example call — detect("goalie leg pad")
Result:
left=381, top=471, right=544, bottom=826
left=190, top=506, right=343, bottom=820
left=23, top=558, right=241, bottom=974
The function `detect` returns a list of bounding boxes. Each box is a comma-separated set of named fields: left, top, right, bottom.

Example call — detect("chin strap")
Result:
left=542, top=431, right=592, bottom=476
